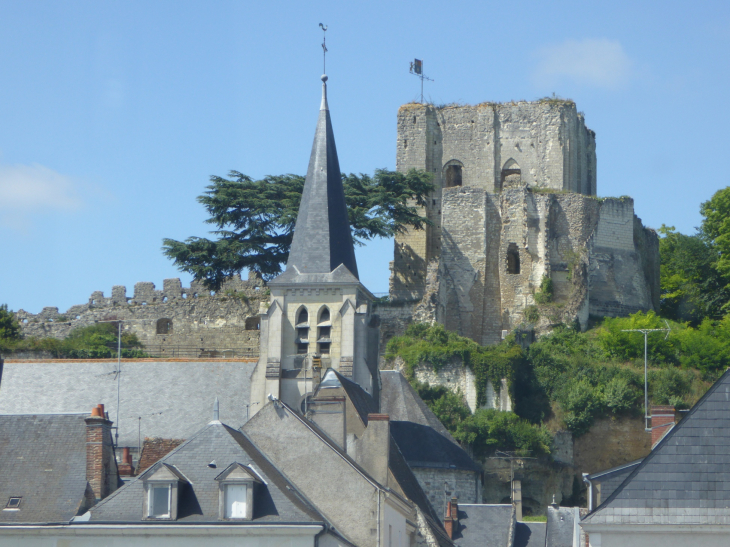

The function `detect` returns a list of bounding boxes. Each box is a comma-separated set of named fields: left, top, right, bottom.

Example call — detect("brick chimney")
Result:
left=444, top=498, right=458, bottom=539
left=117, top=447, right=135, bottom=477
left=85, top=404, right=118, bottom=502
left=359, top=414, right=390, bottom=486
left=651, top=405, right=676, bottom=447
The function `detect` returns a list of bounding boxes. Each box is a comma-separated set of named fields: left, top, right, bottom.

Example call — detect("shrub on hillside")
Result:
left=453, top=409, right=552, bottom=458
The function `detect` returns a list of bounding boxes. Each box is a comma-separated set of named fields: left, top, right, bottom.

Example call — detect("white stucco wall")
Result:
left=0, top=526, right=322, bottom=547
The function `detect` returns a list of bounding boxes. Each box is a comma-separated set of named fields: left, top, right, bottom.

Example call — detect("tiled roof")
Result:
left=136, top=438, right=185, bottom=473
left=86, top=421, right=323, bottom=524
left=0, top=360, right=255, bottom=447
left=0, top=413, right=89, bottom=523
left=453, top=504, right=514, bottom=547
left=584, top=368, right=730, bottom=525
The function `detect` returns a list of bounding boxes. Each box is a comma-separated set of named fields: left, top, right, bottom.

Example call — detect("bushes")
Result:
left=0, top=305, right=20, bottom=341
left=386, top=323, right=523, bottom=406
left=453, top=409, right=552, bottom=459
left=0, top=322, right=147, bottom=358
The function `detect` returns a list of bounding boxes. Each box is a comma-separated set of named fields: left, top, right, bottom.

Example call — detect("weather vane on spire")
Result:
left=319, top=23, right=328, bottom=74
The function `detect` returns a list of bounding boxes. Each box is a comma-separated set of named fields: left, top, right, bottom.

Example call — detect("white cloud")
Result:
left=533, top=39, right=632, bottom=89
left=0, top=163, right=82, bottom=216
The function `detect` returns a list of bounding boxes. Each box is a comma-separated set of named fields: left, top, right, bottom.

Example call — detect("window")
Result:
left=156, top=318, right=173, bottom=335
left=245, top=317, right=260, bottom=330
left=445, top=164, right=463, bottom=188
left=149, top=485, right=171, bottom=518
left=500, top=158, right=521, bottom=190
left=507, top=243, right=520, bottom=275
left=225, top=484, right=247, bottom=518
left=5, top=497, right=21, bottom=510
left=296, top=308, right=309, bottom=354
left=319, top=307, right=330, bottom=324
left=297, top=308, right=308, bottom=325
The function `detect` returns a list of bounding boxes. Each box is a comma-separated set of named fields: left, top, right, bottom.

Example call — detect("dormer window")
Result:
left=4, top=497, right=21, bottom=511
left=142, top=463, right=188, bottom=520
left=215, top=463, right=262, bottom=520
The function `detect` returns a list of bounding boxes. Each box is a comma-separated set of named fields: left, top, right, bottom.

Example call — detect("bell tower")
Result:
left=249, top=75, right=381, bottom=415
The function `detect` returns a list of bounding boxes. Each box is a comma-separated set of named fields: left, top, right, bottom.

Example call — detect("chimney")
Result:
left=85, top=404, right=118, bottom=502
left=308, top=396, right=347, bottom=449
left=359, top=414, right=390, bottom=486
left=651, top=405, right=676, bottom=447
left=118, top=447, right=135, bottom=477
left=444, top=498, right=459, bottom=539
left=512, top=479, right=523, bottom=521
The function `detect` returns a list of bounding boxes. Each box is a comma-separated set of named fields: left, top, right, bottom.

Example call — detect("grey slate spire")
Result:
left=284, top=75, right=359, bottom=279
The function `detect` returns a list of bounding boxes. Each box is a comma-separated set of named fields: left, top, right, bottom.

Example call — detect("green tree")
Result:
left=0, top=304, right=20, bottom=340
left=659, top=225, right=728, bottom=323
left=700, top=187, right=730, bottom=282
left=163, top=169, right=434, bottom=289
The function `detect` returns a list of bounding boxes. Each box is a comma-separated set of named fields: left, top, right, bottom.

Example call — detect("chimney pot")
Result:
left=122, top=447, right=131, bottom=464
left=98, top=404, right=105, bottom=415
left=91, top=407, right=101, bottom=417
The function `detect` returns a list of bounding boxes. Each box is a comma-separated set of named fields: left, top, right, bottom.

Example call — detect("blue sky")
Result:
left=1, top=0, right=729, bottom=314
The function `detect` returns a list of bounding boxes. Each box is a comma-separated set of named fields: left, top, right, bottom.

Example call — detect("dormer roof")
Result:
left=273, top=75, right=358, bottom=284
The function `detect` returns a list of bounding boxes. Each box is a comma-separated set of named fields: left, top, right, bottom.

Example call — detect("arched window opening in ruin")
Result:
left=444, top=163, right=463, bottom=188
left=156, top=318, right=173, bottom=335
left=245, top=317, right=260, bottom=331
left=507, top=244, right=520, bottom=275
left=500, top=159, right=521, bottom=190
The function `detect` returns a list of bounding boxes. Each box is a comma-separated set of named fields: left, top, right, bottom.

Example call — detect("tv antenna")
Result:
left=409, top=58, right=433, bottom=104
left=319, top=23, right=328, bottom=74
left=622, top=320, right=671, bottom=432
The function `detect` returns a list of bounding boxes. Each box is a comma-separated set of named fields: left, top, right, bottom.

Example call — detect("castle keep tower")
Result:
left=389, top=100, right=659, bottom=345
left=249, top=75, right=380, bottom=415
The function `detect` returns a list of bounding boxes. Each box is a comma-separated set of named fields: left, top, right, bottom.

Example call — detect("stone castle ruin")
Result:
left=14, top=273, right=266, bottom=357
left=387, top=100, right=659, bottom=344
left=12, top=98, right=659, bottom=354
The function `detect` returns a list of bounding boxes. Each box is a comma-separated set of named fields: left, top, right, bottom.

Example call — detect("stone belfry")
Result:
left=249, top=75, right=381, bottom=416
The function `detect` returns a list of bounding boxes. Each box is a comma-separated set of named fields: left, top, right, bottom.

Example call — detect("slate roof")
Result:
left=583, top=367, right=730, bottom=525
left=0, top=360, right=255, bottom=447
left=273, top=76, right=358, bottom=283
left=380, top=371, right=455, bottom=441
left=86, top=421, right=324, bottom=524
left=0, top=413, right=90, bottom=523
left=585, top=458, right=643, bottom=507
left=514, top=521, right=546, bottom=547
left=453, top=504, right=514, bottom=547
left=545, top=506, right=578, bottom=547
left=318, top=368, right=379, bottom=424
left=390, top=421, right=481, bottom=472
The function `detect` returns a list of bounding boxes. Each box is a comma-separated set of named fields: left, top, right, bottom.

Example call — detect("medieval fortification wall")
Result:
left=15, top=273, right=265, bottom=357
left=383, top=100, right=660, bottom=347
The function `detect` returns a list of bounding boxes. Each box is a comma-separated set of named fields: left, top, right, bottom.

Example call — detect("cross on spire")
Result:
left=319, top=23, right=328, bottom=74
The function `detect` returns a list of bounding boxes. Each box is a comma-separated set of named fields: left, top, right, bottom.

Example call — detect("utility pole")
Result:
left=622, top=322, right=670, bottom=431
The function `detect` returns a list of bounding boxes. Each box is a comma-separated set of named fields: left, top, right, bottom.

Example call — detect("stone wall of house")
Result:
left=14, top=273, right=266, bottom=357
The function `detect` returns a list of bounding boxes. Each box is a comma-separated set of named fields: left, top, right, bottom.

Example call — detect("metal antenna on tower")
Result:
left=319, top=23, right=328, bottom=74
left=409, top=58, right=434, bottom=104
left=622, top=320, right=671, bottom=432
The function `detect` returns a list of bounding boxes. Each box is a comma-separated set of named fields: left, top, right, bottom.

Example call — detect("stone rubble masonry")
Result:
left=413, top=467, right=482, bottom=522
left=15, top=272, right=267, bottom=356
left=383, top=99, right=659, bottom=347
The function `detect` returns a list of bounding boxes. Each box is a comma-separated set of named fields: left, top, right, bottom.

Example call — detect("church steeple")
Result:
left=283, top=75, right=359, bottom=279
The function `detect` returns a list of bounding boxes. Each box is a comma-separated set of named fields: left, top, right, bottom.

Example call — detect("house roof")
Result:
left=273, top=75, right=358, bottom=283
left=0, top=360, right=255, bottom=447
left=86, top=421, right=324, bottom=524
left=514, top=521, right=546, bottom=547
left=380, top=371, right=456, bottom=441
left=453, top=504, right=514, bottom=547
left=583, top=367, right=730, bottom=525
left=545, top=506, right=578, bottom=547
left=137, top=438, right=186, bottom=473
left=390, top=421, right=482, bottom=473
left=0, top=413, right=90, bottom=523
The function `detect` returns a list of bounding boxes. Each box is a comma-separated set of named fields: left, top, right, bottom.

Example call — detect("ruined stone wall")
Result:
left=429, top=188, right=658, bottom=345
left=15, top=273, right=266, bottom=357
left=391, top=100, right=596, bottom=302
